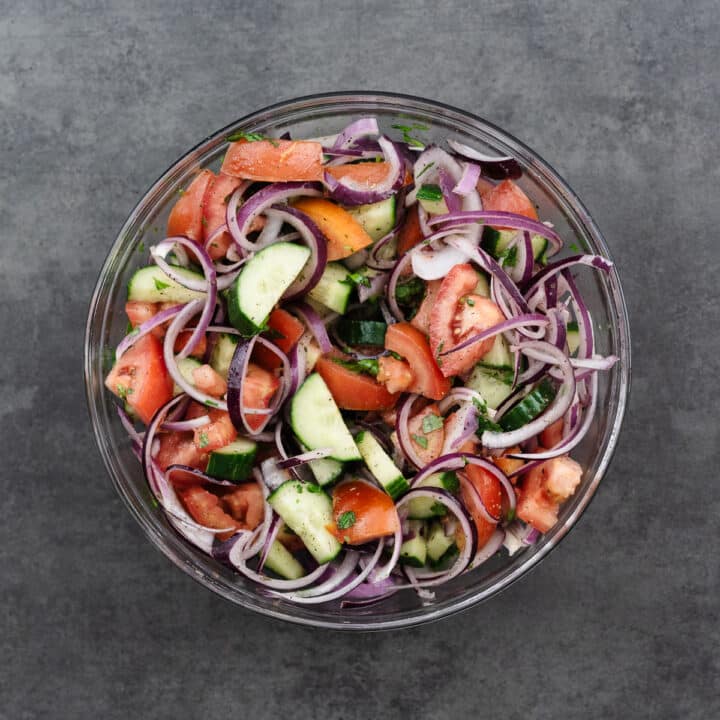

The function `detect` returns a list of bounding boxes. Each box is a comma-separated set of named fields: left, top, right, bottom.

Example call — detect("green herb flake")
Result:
left=388, top=350, right=403, bottom=362
left=176, top=188, right=185, bottom=196
left=204, top=399, right=219, bottom=408
left=430, top=502, right=447, bottom=516
left=343, top=270, right=371, bottom=288
left=306, top=484, right=322, bottom=494
left=395, top=277, right=425, bottom=306
left=332, top=357, right=379, bottom=377
left=505, top=507, right=516, bottom=523
left=337, top=511, right=356, bottom=530
left=227, top=130, right=265, bottom=142
left=416, top=184, right=443, bottom=203
left=198, top=432, right=209, bottom=449
left=412, top=434, right=429, bottom=449
left=421, top=413, right=444, bottom=434
left=116, top=384, right=133, bottom=400
left=137, top=241, right=145, bottom=253
left=416, top=162, right=435, bottom=179
left=391, top=123, right=427, bottom=149
left=465, top=297, right=476, bottom=307
left=153, top=278, right=170, bottom=291
left=569, top=242, right=579, bottom=252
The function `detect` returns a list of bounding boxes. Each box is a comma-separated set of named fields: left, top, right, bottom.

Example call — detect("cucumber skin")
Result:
left=227, top=278, right=265, bottom=336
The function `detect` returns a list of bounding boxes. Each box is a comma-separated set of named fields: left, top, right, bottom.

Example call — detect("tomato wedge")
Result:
left=179, top=486, right=240, bottom=541
left=480, top=179, right=538, bottom=228
left=331, top=480, right=400, bottom=545
left=516, top=463, right=558, bottom=533
left=461, top=464, right=504, bottom=549
left=397, top=204, right=424, bottom=256
left=377, top=355, right=414, bottom=394
left=383, top=322, right=450, bottom=400
left=252, top=308, right=305, bottom=371
left=156, top=432, right=207, bottom=473
left=193, top=409, right=237, bottom=452
left=243, top=363, right=281, bottom=432
left=407, top=402, right=445, bottom=465
left=315, top=353, right=398, bottom=411
left=167, top=169, right=214, bottom=242
left=202, top=172, right=244, bottom=260
left=222, top=482, right=264, bottom=529
left=428, top=263, right=505, bottom=377
left=105, top=334, right=173, bottom=425
left=292, top=197, right=374, bottom=261
left=325, top=161, right=393, bottom=187
left=410, top=279, right=441, bottom=335
left=221, top=139, right=324, bottom=182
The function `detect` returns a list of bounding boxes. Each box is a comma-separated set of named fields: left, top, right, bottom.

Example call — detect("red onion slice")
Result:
left=289, top=302, right=333, bottom=354
left=523, top=253, right=613, bottom=298
left=332, top=117, right=379, bottom=149
left=115, top=303, right=184, bottom=359
left=447, top=138, right=522, bottom=180
left=452, top=162, right=482, bottom=196
left=161, top=415, right=210, bottom=432
left=395, top=394, right=426, bottom=469
left=277, top=447, right=333, bottom=470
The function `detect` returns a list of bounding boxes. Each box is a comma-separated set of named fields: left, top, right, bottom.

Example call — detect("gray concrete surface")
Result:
left=2, top=1, right=718, bottom=718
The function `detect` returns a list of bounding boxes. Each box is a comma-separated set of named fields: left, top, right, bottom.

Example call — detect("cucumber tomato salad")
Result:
left=106, top=117, right=617, bottom=606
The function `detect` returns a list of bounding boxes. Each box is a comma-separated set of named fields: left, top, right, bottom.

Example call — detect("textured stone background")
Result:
left=2, top=1, right=718, bottom=718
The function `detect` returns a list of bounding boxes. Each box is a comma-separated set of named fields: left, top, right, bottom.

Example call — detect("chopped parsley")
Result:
left=116, top=384, right=133, bottom=400
left=569, top=242, right=579, bottom=252
left=387, top=350, right=403, bottom=361
left=395, top=277, right=425, bottom=306
left=342, top=270, right=372, bottom=288
left=198, top=432, right=209, bottom=449
left=505, top=507, right=516, bottom=523
left=415, top=184, right=443, bottom=203
left=227, top=130, right=265, bottom=142
left=421, top=413, right=444, bottom=434
left=204, top=399, right=219, bottom=408
left=465, top=297, right=476, bottom=307
left=416, top=161, right=435, bottom=179
left=431, top=502, right=447, bottom=516
left=412, top=433, right=428, bottom=449
left=500, top=245, right=518, bottom=268
left=331, top=357, right=379, bottom=377
left=473, top=397, right=503, bottom=435
left=137, top=240, right=145, bottom=253
left=391, top=122, right=428, bottom=149
left=153, top=278, right=170, bottom=291
left=337, top=511, right=356, bottom=530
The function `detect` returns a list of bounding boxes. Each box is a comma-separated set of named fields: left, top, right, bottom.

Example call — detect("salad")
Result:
left=105, top=117, right=617, bottom=606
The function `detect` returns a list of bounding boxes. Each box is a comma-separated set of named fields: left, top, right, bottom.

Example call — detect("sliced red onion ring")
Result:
left=151, top=237, right=211, bottom=292
left=438, top=168, right=461, bottom=213
left=293, top=551, right=360, bottom=598
left=559, top=270, right=594, bottom=359
left=358, top=269, right=389, bottom=303
left=395, top=394, right=426, bottom=469
left=447, top=139, right=522, bottom=180
left=289, top=302, right=333, bottom=354
left=523, top=254, right=613, bottom=298
left=411, top=241, right=471, bottom=281
left=257, top=513, right=282, bottom=573
left=481, top=342, right=576, bottom=449
left=264, top=206, right=328, bottom=300
left=324, top=136, right=403, bottom=205
left=441, top=403, right=479, bottom=454
left=115, top=304, right=184, bottom=359
left=367, top=227, right=401, bottom=270
left=165, top=464, right=237, bottom=488
left=227, top=181, right=323, bottom=254
left=439, top=313, right=548, bottom=357
left=367, top=523, right=403, bottom=583
left=453, top=162, right=482, bottom=196
left=458, top=474, right=500, bottom=524
left=333, top=117, right=379, bottom=149
left=161, top=415, right=210, bottom=432
left=469, top=528, right=506, bottom=569
left=430, top=210, right=562, bottom=256
left=438, top=387, right=487, bottom=414
left=117, top=405, right=144, bottom=446
left=277, top=447, right=333, bottom=470
left=396, top=488, right=476, bottom=584
left=261, top=456, right=293, bottom=491
left=386, top=253, right=412, bottom=321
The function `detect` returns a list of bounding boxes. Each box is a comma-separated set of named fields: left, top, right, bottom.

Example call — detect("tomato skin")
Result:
left=192, top=364, right=227, bottom=398
left=315, top=354, right=399, bottom=411
left=480, top=179, right=538, bottom=226
left=407, top=402, right=445, bottom=465
left=156, top=432, right=207, bottom=473
left=221, top=139, right=324, bottom=182
left=462, top=464, right=505, bottom=549
left=516, top=463, right=558, bottom=533
left=331, top=480, right=400, bottom=545
left=222, top=482, right=264, bottom=529
left=167, top=170, right=214, bottom=242
left=377, top=356, right=415, bottom=394
left=193, top=410, right=237, bottom=452
left=243, top=363, right=281, bottom=432
left=173, top=330, right=207, bottom=359
left=429, top=264, right=505, bottom=377
left=105, top=334, right=173, bottom=425
left=383, top=323, right=450, bottom=401
left=202, top=172, right=244, bottom=260
left=252, top=309, right=305, bottom=371
left=410, top=280, right=441, bottom=336
left=397, top=204, right=424, bottom=256
left=179, top=486, right=239, bottom=541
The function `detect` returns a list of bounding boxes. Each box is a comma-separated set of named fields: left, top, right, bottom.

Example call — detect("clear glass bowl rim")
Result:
left=84, top=91, right=631, bottom=631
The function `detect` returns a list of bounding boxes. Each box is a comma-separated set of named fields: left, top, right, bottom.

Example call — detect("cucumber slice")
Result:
left=209, top=333, right=239, bottom=379
left=228, top=242, right=311, bottom=336
left=407, top=471, right=459, bottom=519
left=466, top=365, right=515, bottom=410
left=481, top=228, right=548, bottom=263
left=306, top=452, right=344, bottom=487
left=128, top=265, right=206, bottom=304
left=346, top=196, right=396, bottom=241
left=355, top=431, right=409, bottom=500
left=474, top=271, right=491, bottom=298
left=268, top=480, right=341, bottom=564
left=307, top=262, right=353, bottom=314
left=499, top=378, right=556, bottom=431
left=416, top=184, right=448, bottom=215
left=290, top=373, right=361, bottom=462
left=567, top=321, right=580, bottom=356
left=478, top=335, right=513, bottom=371
left=173, top=357, right=202, bottom=396
left=263, top=540, right=305, bottom=580
left=426, top=521, right=458, bottom=567
left=399, top=520, right=427, bottom=567
left=206, top=439, right=257, bottom=482
left=335, top=319, right=387, bottom=347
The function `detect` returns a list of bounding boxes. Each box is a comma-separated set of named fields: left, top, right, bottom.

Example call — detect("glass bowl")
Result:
left=84, top=92, right=630, bottom=630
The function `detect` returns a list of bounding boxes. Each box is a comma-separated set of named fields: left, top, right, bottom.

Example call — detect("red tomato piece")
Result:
left=315, top=354, right=399, bottom=411
left=243, top=363, right=281, bottom=432
left=377, top=356, right=415, bottom=395
left=222, top=482, right=264, bottom=529
left=480, top=179, right=538, bottom=228
left=193, top=410, right=237, bottom=452
left=383, top=323, right=450, bottom=401
left=202, top=172, right=244, bottom=260
left=252, top=309, right=305, bottom=371
left=397, top=204, right=424, bottom=256
left=462, top=464, right=505, bottom=549
left=221, top=139, right=324, bottom=182
left=105, top=334, right=173, bottom=425
left=406, top=402, right=445, bottom=465
left=331, top=480, right=400, bottom=545
left=167, top=169, right=214, bottom=242
left=156, top=431, right=207, bottom=473
left=191, top=364, right=227, bottom=398
left=179, top=486, right=240, bottom=541
left=429, top=264, right=505, bottom=377
left=410, top=280, right=441, bottom=336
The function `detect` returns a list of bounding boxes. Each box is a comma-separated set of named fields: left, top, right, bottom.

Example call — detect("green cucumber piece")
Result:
left=466, top=365, right=515, bottom=410
left=128, top=265, right=206, bottom=304
left=399, top=520, right=427, bottom=567
left=209, top=333, right=239, bottom=379
left=478, top=334, right=513, bottom=371
left=307, top=262, right=353, bottom=314
left=355, top=430, right=409, bottom=500
left=346, top=196, right=397, bottom=241
left=474, top=271, right=491, bottom=298
left=416, top=184, right=448, bottom=215
left=290, top=373, right=361, bottom=462
left=263, top=540, right=305, bottom=580
left=267, top=480, right=342, bottom=564
left=407, top=472, right=459, bottom=519
left=335, top=319, right=387, bottom=347
left=482, top=227, right=549, bottom=264
left=426, top=521, right=458, bottom=567
left=173, top=357, right=202, bottom=396
left=206, top=438, right=257, bottom=482
left=499, top=378, right=556, bottom=431
left=228, top=242, right=311, bottom=336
